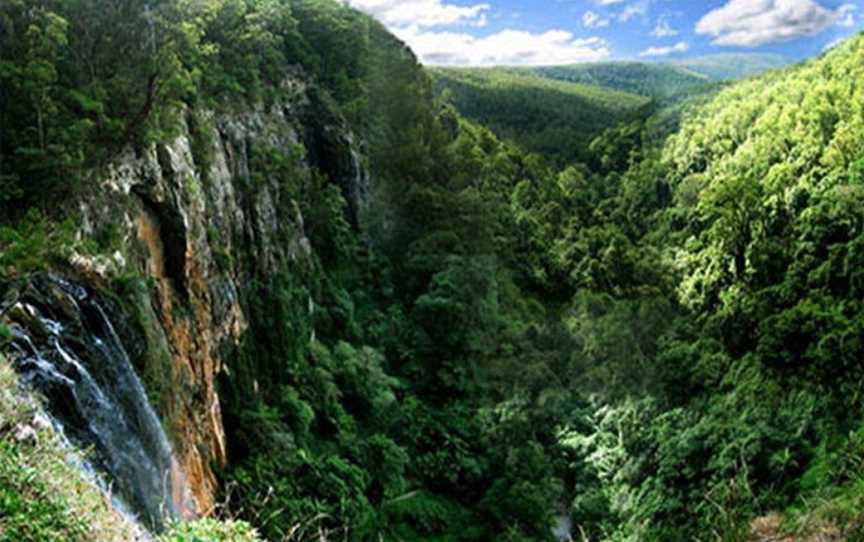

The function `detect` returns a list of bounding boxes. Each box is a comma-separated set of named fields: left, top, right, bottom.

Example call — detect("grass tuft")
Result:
left=0, top=357, right=145, bottom=541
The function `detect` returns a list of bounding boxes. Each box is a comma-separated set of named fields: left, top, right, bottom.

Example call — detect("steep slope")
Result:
left=1, top=1, right=581, bottom=540
left=568, top=31, right=864, bottom=540
left=0, top=0, right=377, bottom=531
left=1, top=70, right=368, bottom=524
left=431, top=67, right=651, bottom=164
left=664, top=32, right=864, bottom=388
left=427, top=30, right=864, bottom=542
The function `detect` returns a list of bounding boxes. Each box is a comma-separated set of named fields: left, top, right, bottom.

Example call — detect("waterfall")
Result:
left=1, top=274, right=194, bottom=532
left=348, top=144, right=369, bottom=210
left=343, top=132, right=370, bottom=231
left=553, top=514, right=574, bottom=542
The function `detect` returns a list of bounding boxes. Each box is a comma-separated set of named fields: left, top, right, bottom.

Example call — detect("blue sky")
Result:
left=345, top=0, right=862, bottom=65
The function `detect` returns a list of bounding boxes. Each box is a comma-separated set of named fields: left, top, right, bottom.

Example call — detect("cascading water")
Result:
left=341, top=132, right=370, bottom=231
left=553, top=514, right=574, bottom=542
left=0, top=274, right=195, bottom=532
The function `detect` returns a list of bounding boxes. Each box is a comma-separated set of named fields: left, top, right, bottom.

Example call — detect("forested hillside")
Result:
left=671, top=52, right=791, bottom=81
left=430, top=67, right=651, bottom=165
left=531, top=53, right=789, bottom=98
left=530, top=61, right=712, bottom=101
left=432, top=55, right=791, bottom=168
left=548, top=33, right=864, bottom=541
left=1, top=1, right=863, bottom=541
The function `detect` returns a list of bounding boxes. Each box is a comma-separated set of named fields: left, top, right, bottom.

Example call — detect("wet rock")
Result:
left=13, top=423, right=38, bottom=444
left=31, top=411, right=52, bottom=432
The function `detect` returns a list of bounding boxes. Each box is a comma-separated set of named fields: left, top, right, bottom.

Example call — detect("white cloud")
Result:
left=349, top=0, right=612, bottom=67
left=583, top=11, right=611, bottom=28
left=837, top=4, right=857, bottom=27
left=639, top=41, right=689, bottom=57
left=346, top=0, right=489, bottom=28
left=651, top=15, right=678, bottom=37
left=696, top=0, right=849, bottom=47
left=618, top=0, right=649, bottom=22
left=394, top=27, right=611, bottom=66
left=596, top=0, right=626, bottom=5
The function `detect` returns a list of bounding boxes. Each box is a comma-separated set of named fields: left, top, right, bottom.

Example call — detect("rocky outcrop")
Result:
left=300, top=90, right=370, bottom=229
left=61, top=74, right=369, bottom=514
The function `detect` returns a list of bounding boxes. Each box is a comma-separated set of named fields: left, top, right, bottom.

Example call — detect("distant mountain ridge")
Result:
left=670, top=53, right=791, bottom=81
left=431, top=53, right=792, bottom=162
left=430, top=67, right=650, bottom=164
left=525, top=53, right=790, bottom=102
left=526, top=62, right=710, bottom=103
left=434, top=53, right=791, bottom=104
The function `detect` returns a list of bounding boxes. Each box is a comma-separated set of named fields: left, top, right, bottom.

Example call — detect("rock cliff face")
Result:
left=60, top=75, right=368, bottom=514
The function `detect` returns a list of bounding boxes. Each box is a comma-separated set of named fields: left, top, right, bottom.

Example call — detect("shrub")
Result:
left=157, top=518, right=262, bottom=542
left=0, top=209, right=77, bottom=277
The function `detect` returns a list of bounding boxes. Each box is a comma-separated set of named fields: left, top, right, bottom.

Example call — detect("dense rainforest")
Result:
left=431, top=54, right=793, bottom=168
left=0, top=1, right=863, bottom=541
left=429, top=67, right=652, bottom=166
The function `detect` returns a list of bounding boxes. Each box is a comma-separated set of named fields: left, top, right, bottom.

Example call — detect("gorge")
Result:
left=1, top=1, right=864, bottom=541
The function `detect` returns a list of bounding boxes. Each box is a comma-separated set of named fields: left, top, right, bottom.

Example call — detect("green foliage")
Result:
left=431, top=67, right=650, bottom=165
left=303, top=177, right=357, bottom=271
left=531, top=61, right=713, bottom=103
left=157, top=519, right=262, bottom=542
left=671, top=53, right=790, bottom=81
left=380, top=491, right=482, bottom=541
left=0, top=442, right=89, bottom=542
left=0, top=209, right=77, bottom=277
left=0, top=0, right=209, bottom=217
left=423, top=30, right=864, bottom=542
left=0, top=0, right=377, bottom=220
left=666, top=35, right=864, bottom=397
left=1, top=1, right=861, bottom=540
left=560, top=382, right=815, bottom=541
left=547, top=32, right=864, bottom=540
left=216, top=37, right=572, bottom=538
